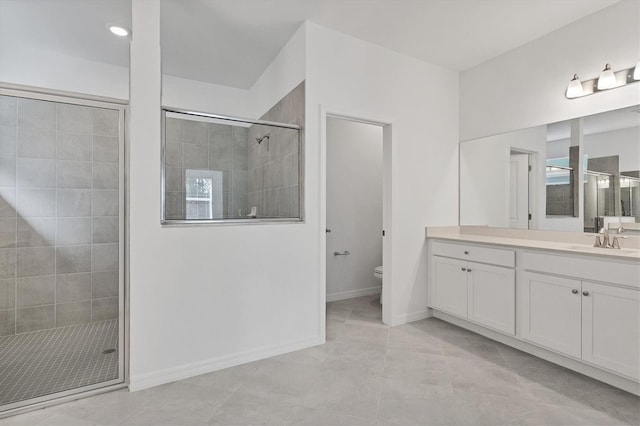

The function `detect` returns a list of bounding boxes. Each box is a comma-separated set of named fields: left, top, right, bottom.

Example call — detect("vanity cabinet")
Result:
left=521, top=272, right=583, bottom=359
left=430, top=241, right=515, bottom=334
left=426, top=229, right=640, bottom=394
left=521, top=254, right=640, bottom=381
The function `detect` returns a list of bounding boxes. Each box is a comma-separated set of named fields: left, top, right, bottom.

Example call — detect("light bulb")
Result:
left=597, top=64, right=616, bottom=89
left=566, top=74, right=583, bottom=98
left=109, top=25, right=129, bottom=37
left=634, top=59, right=640, bottom=81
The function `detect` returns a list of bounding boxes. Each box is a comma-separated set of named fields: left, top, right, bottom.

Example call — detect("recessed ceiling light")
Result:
left=108, top=25, right=129, bottom=37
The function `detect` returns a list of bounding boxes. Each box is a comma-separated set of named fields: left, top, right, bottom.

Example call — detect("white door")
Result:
left=467, top=262, right=515, bottom=335
left=521, top=272, right=582, bottom=358
left=509, top=153, right=529, bottom=229
left=581, top=282, right=640, bottom=380
left=326, top=118, right=383, bottom=301
left=431, top=256, right=468, bottom=318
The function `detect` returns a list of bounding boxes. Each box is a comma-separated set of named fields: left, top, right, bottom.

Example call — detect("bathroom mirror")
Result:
left=460, top=105, right=640, bottom=232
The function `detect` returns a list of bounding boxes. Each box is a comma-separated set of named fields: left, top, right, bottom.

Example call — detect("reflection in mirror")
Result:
left=545, top=120, right=579, bottom=217
left=460, top=105, right=640, bottom=232
left=621, top=174, right=640, bottom=221
left=582, top=106, right=639, bottom=232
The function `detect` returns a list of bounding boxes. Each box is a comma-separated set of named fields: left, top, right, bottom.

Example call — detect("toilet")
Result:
left=374, top=266, right=383, bottom=281
left=374, top=266, right=383, bottom=304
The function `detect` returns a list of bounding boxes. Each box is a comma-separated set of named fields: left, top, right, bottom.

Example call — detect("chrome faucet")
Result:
left=595, top=227, right=610, bottom=248
left=594, top=227, right=626, bottom=249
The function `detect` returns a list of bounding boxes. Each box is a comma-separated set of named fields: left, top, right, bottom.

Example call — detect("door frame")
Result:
left=0, top=82, right=129, bottom=417
left=508, top=148, right=538, bottom=230
left=319, top=106, right=396, bottom=334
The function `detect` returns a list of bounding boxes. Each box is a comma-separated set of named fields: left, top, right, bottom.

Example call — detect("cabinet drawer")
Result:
left=431, top=240, right=515, bottom=268
left=521, top=251, right=640, bottom=288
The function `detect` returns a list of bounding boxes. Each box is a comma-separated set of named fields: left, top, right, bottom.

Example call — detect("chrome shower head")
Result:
left=256, top=133, right=270, bottom=144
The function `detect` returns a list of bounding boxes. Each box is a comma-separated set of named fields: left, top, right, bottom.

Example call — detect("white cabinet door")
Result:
left=467, top=262, right=515, bottom=335
left=431, top=256, right=468, bottom=318
left=582, top=282, right=640, bottom=380
left=521, top=272, right=582, bottom=358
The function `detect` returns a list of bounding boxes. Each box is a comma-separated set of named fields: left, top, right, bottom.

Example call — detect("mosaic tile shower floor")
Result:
left=0, top=319, right=119, bottom=407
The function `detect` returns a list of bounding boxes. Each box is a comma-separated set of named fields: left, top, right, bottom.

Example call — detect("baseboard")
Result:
left=129, top=335, right=323, bottom=392
left=390, top=308, right=430, bottom=326
left=326, top=286, right=381, bottom=302
left=434, top=310, right=640, bottom=396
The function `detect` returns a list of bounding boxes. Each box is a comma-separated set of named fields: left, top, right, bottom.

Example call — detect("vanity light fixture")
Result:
left=565, top=61, right=639, bottom=99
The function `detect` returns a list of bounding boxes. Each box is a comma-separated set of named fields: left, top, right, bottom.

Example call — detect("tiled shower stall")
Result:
left=0, top=95, right=120, bottom=336
left=163, top=81, right=304, bottom=220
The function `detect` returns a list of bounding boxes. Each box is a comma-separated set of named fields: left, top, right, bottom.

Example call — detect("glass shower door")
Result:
left=0, top=89, right=125, bottom=413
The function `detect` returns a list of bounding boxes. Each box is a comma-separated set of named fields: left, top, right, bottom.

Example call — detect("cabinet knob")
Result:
left=461, top=267, right=467, bottom=271
left=467, top=269, right=472, bottom=272
left=572, top=289, right=578, bottom=294
left=464, top=251, right=469, bottom=255
left=583, top=291, right=590, bottom=296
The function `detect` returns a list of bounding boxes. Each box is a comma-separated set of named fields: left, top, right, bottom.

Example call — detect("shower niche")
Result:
left=161, top=83, right=304, bottom=224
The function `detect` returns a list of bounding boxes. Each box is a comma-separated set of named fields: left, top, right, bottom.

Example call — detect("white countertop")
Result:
left=425, top=226, right=640, bottom=261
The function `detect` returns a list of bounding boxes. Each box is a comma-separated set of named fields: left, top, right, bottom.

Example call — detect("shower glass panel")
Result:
left=162, top=110, right=302, bottom=223
left=584, top=171, right=614, bottom=232
left=0, top=90, right=125, bottom=413
left=621, top=176, right=640, bottom=221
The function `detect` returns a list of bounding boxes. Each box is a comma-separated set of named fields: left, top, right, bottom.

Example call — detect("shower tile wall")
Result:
left=164, top=118, right=248, bottom=219
left=0, top=96, right=120, bottom=336
left=247, top=81, right=304, bottom=218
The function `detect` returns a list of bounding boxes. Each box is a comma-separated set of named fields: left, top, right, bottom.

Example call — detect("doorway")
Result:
left=322, top=112, right=392, bottom=333
left=509, top=150, right=533, bottom=229
left=0, top=87, right=126, bottom=414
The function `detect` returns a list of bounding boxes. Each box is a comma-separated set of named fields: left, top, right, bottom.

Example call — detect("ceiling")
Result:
left=0, top=0, right=620, bottom=89
left=0, top=0, right=132, bottom=67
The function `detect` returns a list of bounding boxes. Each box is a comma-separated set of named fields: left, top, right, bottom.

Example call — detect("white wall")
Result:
left=307, top=23, right=459, bottom=325
left=0, top=39, right=129, bottom=100
left=129, top=4, right=318, bottom=390
left=585, top=127, right=640, bottom=173
left=162, top=75, right=249, bottom=117
left=460, top=126, right=546, bottom=228
left=460, top=0, right=640, bottom=141
left=326, top=118, right=382, bottom=301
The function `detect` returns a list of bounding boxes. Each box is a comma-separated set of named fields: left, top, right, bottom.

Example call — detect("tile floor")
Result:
left=1, top=295, right=638, bottom=425
left=0, top=319, right=119, bottom=406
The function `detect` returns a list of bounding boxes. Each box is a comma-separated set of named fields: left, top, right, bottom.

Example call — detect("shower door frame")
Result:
left=0, top=83, right=128, bottom=417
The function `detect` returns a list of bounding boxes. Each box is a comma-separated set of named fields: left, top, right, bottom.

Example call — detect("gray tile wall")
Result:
left=247, top=81, right=304, bottom=218
left=546, top=184, right=574, bottom=216
left=0, top=96, right=121, bottom=336
left=164, top=118, right=249, bottom=219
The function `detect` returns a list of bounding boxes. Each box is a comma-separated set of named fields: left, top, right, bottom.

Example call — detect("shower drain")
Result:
left=102, top=348, right=117, bottom=354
